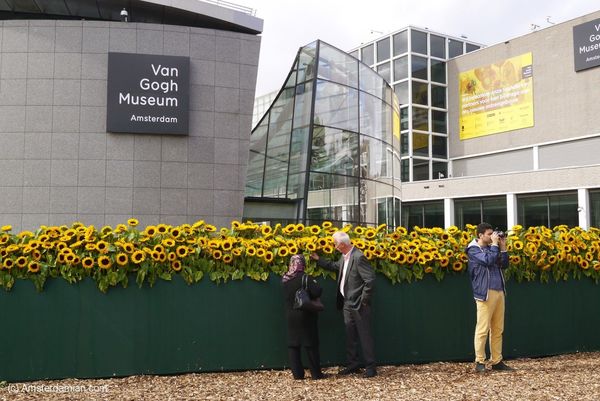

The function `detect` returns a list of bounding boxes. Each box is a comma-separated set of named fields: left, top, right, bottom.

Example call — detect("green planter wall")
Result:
left=1, top=275, right=599, bottom=382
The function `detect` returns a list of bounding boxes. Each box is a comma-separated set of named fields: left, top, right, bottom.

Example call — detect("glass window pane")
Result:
left=590, top=190, right=600, bottom=228
left=307, top=173, right=359, bottom=223
left=448, top=39, right=463, bottom=58
left=393, top=56, right=408, bottom=82
left=432, top=161, right=447, bottom=180
left=432, top=110, right=447, bottom=134
left=432, top=135, right=447, bottom=158
left=394, top=81, right=408, bottom=105
left=412, top=56, right=428, bottom=80
left=317, top=43, right=358, bottom=87
left=359, top=92, right=392, bottom=142
left=376, top=37, right=390, bottom=62
left=412, top=81, right=428, bottom=105
left=349, top=50, right=358, bottom=59
left=293, top=82, right=313, bottom=128
left=400, top=132, right=409, bottom=156
left=411, top=29, right=427, bottom=55
left=482, top=197, right=507, bottom=231
left=413, top=158, right=429, bottom=181
left=431, top=59, right=446, bottom=84
left=361, top=44, right=374, bottom=66
left=412, top=107, right=429, bottom=131
left=424, top=202, right=444, bottom=227
left=518, top=196, right=548, bottom=227
left=296, top=42, right=317, bottom=83
left=454, top=199, right=481, bottom=229
left=431, top=85, right=446, bottom=108
left=310, top=126, right=358, bottom=177
left=413, top=133, right=429, bottom=157
left=246, top=122, right=268, bottom=197
left=377, top=62, right=391, bottom=83
left=430, top=34, right=446, bottom=58
left=359, top=63, right=387, bottom=100
left=549, top=193, right=578, bottom=227
left=393, top=30, right=408, bottom=56
left=314, top=80, right=359, bottom=131
left=360, top=137, right=391, bottom=179
left=466, top=43, right=480, bottom=53
left=400, top=107, right=409, bottom=131
left=402, top=203, right=423, bottom=229
left=401, top=159, right=409, bottom=182
left=289, top=127, right=309, bottom=174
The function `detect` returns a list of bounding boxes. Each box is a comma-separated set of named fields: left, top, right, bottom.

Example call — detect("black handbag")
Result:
left=293, top=275, right=324, bottom=312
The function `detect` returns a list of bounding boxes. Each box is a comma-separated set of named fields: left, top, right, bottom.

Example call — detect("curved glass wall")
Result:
left=245, top=40, right=401, bottom=227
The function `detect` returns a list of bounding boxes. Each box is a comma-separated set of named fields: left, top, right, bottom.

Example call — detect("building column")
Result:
left=444, top=198, right=454, bottom=229
left=578, top=188, right=590, bottom=230
left=506, top=193, right=517, bottom=229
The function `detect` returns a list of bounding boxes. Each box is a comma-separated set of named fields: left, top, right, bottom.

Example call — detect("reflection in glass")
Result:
left=413, top=133, right=429, bottom=157
left=246, top=122, right=268, bottom=196
left=314, top=80, right=359, bottom=131
left=377, top=62, right=391, bottom=83
left=411, top=56, right=428, bottom=80
left=393, top=31, right=408, bottom=56
left=549, top=194, right=578, bottom=227
left=430, top=59, right=446, bottom=84
left=448, top=39, right=463, bottom=58
left=432, top=135, right=447, bottom=158
left=432, top=161, right=447, bottom=179
left=431, top=85, right=446, bottom=108
left=432, top=110, right=447, bottom=134
left=360, top=92, right=391, bottom=142
left=297, top=42, right=317, bottom=83
left=289, top=127, right=309, bottom=174
left=361, top=44, right=374, bottom=66
left=412, top=81, right=428, bottom=105
left=360, top=136, right=391, bottom=179
left=430, top=35, right=446, bottom=58
left=401, top=159, right=409, bottom=182
left=518, top=195, right=547, bottom=227
left=393, top=56, right=408, bottom=82
left=413, top=158, right=429, bottom=181
left=318, top=43, right=358, bottom=87
left=412, top=107, right=429, bottom=131
left=590, top=191, right=600, bottom=228
left=359, top=63, right=387, bottom=100
left=482, top=197, right=507, bottom=230
left=424, top=202, right=444, bottom=227
left=307, top=173, right=360, bottom=223
left=400, top=132, right=409, bottom=156
left=311, top=126, right=358, bottom=177
left=394, top=81, right=408, bottom=105
left=466, top=43, right=480, bottom=53
left=411, top=29, right=428, bottom=55
left=400, top=107, right=409, bottom=131
left=376, top=37, right=391, bottom=62
left=293, top=82, right=313, bottom=128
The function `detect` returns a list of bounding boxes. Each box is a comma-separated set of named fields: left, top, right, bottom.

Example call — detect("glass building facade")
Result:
left=349, top=28, right=481, bottom=182
left=245, top=41, right=401, bottom=227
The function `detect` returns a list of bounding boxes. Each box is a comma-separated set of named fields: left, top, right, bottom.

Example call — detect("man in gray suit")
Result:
left=310, top=231, right=377, bottom=378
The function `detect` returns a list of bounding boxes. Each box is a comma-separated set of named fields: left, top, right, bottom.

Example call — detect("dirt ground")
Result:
left=1, top=352, right=599, bottom=401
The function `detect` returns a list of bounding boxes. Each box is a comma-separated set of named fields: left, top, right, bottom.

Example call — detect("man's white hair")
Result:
left=332, top=231, right=351, bottom=245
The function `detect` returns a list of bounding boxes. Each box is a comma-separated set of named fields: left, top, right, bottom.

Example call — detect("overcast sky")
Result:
left=239, top=0, right=599, bottom=96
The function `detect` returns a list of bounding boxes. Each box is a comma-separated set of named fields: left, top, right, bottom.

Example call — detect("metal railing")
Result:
left=202, top=0, right=256, bottom=16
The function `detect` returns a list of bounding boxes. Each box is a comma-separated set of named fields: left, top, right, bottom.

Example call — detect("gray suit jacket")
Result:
left=317, top=248, right=375, bottom=310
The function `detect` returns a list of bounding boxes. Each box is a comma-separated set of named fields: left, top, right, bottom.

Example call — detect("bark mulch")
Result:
left=1, top=352, right=599, bottom=400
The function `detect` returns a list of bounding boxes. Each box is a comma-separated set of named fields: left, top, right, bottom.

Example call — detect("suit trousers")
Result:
left=474, top=289, right=505, bottom=364
left=288, top=346, right=321, bottom=379
left=343, top=303, right=375, bottom=370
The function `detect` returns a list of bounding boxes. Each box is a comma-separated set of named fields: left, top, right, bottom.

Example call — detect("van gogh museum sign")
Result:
left=106, top=53, right=190, bottom=135
left=573, top=17, right=600, bottom=72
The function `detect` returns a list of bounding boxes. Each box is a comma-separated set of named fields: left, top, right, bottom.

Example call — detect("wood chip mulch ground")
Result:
left=1, top=352, right=599, bottom=400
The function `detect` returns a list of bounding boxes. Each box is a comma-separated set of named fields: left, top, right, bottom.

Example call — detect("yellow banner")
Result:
left=459, top=53, right=534, bottom=140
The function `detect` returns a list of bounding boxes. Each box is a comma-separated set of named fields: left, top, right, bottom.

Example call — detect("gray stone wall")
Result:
left=0, top=19, right=260, bottom=231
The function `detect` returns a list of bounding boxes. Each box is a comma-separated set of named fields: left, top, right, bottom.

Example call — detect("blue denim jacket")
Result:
left=467, top=239, right=509, bottom=301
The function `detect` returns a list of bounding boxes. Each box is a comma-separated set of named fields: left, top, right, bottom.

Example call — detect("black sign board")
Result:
left=573, top=17, right=600, bottom=72
left=107, top=53, right=190, bottom=134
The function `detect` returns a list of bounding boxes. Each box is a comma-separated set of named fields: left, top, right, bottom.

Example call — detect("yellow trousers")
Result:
left=474, top=289, right=505, bottom=364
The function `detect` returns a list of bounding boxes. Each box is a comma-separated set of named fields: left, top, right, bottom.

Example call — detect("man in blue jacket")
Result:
left=467, top=222, right=513, bottom=373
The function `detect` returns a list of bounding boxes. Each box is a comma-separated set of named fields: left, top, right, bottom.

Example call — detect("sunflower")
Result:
left=96, top=241, right=110, bottom=254
left=116, top=253, right=129, bottom=266
left=246, top=246, right=257, bottom=257
left=171, top=260, right=182, bottom=271
left=153, top=244, right=165, bottom=254
left=131, top=250, right=145, bottom=264
left=170, top=228, right=181, bottom=238
left=424, top=266, right=433, bottom=273
left=98, top=256, right=112, bottom=269
left=82, top=257, right=94, bottom=269
left=145, top=226, right=157, bottom=236
left=278, top=247, right=289, bottom=257
left=168, top=252, right=177, bottom=261
left=158, top=252, right=167, bottom=262
left=127, top=218, right=139, bottom=227
left=27, top=261, right=41, bottom=273
left=1, top=225, right=12, bottom=232
left=322, top=245, right=334, bottom=254
left=223, top=254, right=233, bottom=264
left=31, top=250, right=42, bottom=261
left=580, top=260, right=590, bottom=270
left=212, top=249, right=223, bottom=260
left=264, top=251, right=274, bottom=263
left=156, top=224, right=169, bottom=234
left=261, top=225, right=273, bottom=236
left=176, top=246, right=189, bottom=258
left=452, top=261, right=464, bottom=271
left=151, top=251, right=161, bottom=261
left=2, top=258, right=14, bottom=269
left=16, top=256, right=28, bottom=269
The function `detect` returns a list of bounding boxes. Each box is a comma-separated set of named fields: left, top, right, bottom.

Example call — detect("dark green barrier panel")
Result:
left=0, top=275, right=599, bottom=382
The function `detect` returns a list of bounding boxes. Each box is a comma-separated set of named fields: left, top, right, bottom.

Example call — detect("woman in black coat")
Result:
left=282, top=254, right=325, bottom=380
